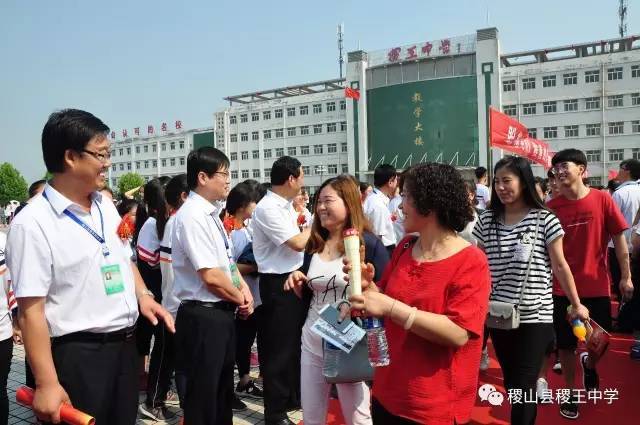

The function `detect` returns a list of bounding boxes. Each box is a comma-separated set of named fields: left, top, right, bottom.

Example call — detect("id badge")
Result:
left=229, top=262, right=242, bottom=288
left=101, top=264, right=125, bottom=295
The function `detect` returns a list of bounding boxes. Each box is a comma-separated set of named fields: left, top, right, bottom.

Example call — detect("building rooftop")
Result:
left=224, top=78, right=345, bottom=105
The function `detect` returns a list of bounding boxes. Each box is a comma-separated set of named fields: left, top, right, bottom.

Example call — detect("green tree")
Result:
left=117, top=172, right=145, bottom=197
left=43, top=171, right=53, bottom=181
left=0, top=163, right=28, bottom=205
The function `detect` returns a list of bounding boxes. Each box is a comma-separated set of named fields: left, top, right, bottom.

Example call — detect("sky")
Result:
left=0, top=0, right=635, bottom=183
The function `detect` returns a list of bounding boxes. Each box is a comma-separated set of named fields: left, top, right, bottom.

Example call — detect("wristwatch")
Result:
left=137, top=289, right=155, bottom=300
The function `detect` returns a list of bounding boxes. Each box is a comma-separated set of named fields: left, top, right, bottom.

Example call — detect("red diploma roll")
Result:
left=16, top=386, right=95, bottom=425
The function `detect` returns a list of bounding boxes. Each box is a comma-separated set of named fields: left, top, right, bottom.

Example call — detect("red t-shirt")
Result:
left=548, top=189, right=628, bottom=298
left=373, top=237, right=490, bottom=425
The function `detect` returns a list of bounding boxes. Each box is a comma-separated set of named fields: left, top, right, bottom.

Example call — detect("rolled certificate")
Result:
left=16, top=386, right=96, bottom=425
left=343, top=228, right=362, bottom=296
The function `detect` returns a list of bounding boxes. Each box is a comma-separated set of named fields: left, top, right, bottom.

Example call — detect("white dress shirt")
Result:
left=388, top=194, right=405, bottom=244
left=159, top=215, right=180, bottom=318
left=1, top=232, right=13, bottom=341
left=171, top=191, right=232, bottom=303
left=609, top=179, right=640, bottom=248
left=251, top=190, right=303, bottom=274
left=6, top=184, right=138, bottom=337
left=363, top=188, right=396, bottom=247
left=476, top=183, right=491, bottom=210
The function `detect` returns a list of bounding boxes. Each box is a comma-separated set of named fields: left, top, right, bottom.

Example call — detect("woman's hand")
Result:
left=349, top=291, right=392, bottom=318
left=284, top=271, right=307, bottom=298
left=568, top=303, right=590, bottom=322
left=342, top=245, right=378, bottom=292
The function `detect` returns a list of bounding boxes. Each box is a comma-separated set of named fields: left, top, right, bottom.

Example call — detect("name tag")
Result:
left=229, top=262, right=242, bottom=289
left=101, top=264, right=125, bottom=295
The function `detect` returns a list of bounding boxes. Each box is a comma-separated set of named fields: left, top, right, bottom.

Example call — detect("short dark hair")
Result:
left=165, top=174, right=189, bottom=209
left=243, top=179, right=267, bottom=203
left=373, top=164, right=396, bottom=187
left=42, top=109, right=110, bottom=173
left=226, top=182, right=255, bottom=215
left=117, top=198, right=137, bottom=217
left=359, top=182, right=371, bottom=194
left=620, top=159, right=640, bottom=180
left=186, top=147, right=230, bottom=190
left=475, top=166, right=488, bottom=180
left=28, top=180, right=47, bottom=199
left=270, top=156, right=301, bottom=186
left=607, top=179, right=621, bottom=193
left=399, top=163, right=473, bottom=232
left=534, top=177, right=548, bottom=195
left=552, top=149, right=587, bottom=167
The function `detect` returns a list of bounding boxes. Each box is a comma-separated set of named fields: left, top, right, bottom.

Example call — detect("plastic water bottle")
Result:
left=571, top=319, right=587, bottom=342
left=322, top=341, right=340, bottom=378
left=363, top=317, right=390, bottom=367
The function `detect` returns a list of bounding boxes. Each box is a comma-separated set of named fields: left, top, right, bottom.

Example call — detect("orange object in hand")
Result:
left=15, top=386, right=95, bottom=425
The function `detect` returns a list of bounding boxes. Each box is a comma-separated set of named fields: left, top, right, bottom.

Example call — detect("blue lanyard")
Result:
left=43, top=191, right=110, bottom=257
left=212, top=215, right=233, bottom=261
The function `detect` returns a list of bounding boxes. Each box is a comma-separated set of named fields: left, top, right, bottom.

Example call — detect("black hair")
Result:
left=620, top=159, right=640, bottom=181
left=28, top=180, right=47, bottom=199
left=101, top=186, right=113, bottom=196
left=359, top=181, right=371, bottom=194
left=226, top=182, right=255, bottom=216
left=463, top=180, right=478, bottom=206
left=243, top=179, right=267, bottom=203
left=165, top=174, right=189, bottom=209
left=534, top=177, right=548, bottom=195
left=270, top=156, right=301, bottom=186
left=117, top=198, right=138, bottom=217
left=261, top=182, right=272, bottom=190
left=373, top=164, right=397, bottom=188
left=547, top=168, right=555, bottom=179
left=489, top=156, right=547, bottom=217
left=143, top=178, right=169, bottom=239
left=551, top=149, right=587, bottom=167
left=132, top=201, right=147, bottom=246
left=399, top=163, right=473, bottom=232
left=474, top=166, right=488, bottom=180
left=607, top=179, right=621, bottom=193
left=41, top=109, right=110, bottom=173
left=186, top=147, right=230, bottom=190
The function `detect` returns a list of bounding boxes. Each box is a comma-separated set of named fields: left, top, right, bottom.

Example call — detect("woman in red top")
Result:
left=349, top=163, right=491, bottom=424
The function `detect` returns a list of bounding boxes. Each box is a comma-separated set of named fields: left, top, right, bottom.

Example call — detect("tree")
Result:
left=0, top=162, right=28, bottom=206
left=117, top=172, right=145, bottom=198
left=43, top=171, right=53, bottom=181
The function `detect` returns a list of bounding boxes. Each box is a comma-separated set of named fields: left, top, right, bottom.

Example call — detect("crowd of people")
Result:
left=0, top=108, right=639, bottom=425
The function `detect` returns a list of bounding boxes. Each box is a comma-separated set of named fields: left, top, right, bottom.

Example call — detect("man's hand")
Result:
left=12, top=323, right=22, bottom=345
left=237, top=285, right=254, bottom=319
left=32, top=382, right=71, bottom=424
left=620, top=277, right=634, bottom=301
left=284, top=271, right=307, bottom=298
left=139, top=295, right=175, bottom=333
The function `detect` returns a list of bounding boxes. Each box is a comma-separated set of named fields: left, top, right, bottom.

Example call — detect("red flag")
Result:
left=489, top=108, right=552, bottom=169
left=344, top=87, right=360, bottom=101
left=608, top=170, right=618, bottom=180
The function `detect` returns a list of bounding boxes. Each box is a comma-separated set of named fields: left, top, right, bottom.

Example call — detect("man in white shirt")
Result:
left=251, top=156, right=310, bottom=425
left=172, top=147, right=254, bottom=425
left=475, top=166, right=491, bottom=209
left=363, top=164, right=398, bottom=254
left=6, top=109, right=174, bottom=425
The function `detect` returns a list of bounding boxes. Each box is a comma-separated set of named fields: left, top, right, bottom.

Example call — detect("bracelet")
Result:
left=388, top=299, right=397, bottom=317
left=403, top=307, right=418, bottom=330
left=137, top=289, right=155, bottom=300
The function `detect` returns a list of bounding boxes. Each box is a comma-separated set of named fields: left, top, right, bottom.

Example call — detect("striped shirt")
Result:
left=473, top=209, right=564, bottom=323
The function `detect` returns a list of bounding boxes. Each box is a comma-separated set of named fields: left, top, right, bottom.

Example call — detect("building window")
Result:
left=136, top=146, right=140, bottom=154
left=522, top=77, right=535, bottom=90
left=632, top=148, right=640, bottom=160
left=287, top=127, right=296, bottom=137
left=314, top=144, right=323, bottom=154
left=608, top=67, right=623, bottom=80
left=564, top=125, right=579, bottom=138
left=300, top=105, right=309, bottom=115
left=119, top=163, right=124, bottom=171
left=302, top=166, right=310, bottom=175
left=327, top=102, right=336, bottom=112
left=585, top=70, right=600, bottom=83
left=609, top=149, right=624, bottom=162
left=341, top=143, right=348, bottom=153
left=585, top=97, right=600, bottom=110
left=586, top=150, right=601, bottom=162
left=251, top=150, right=259, bottom=159
left=342, top=164, right=349, bottom=173
left=230, top=116, right=237, bottom=124
left=135, top=161, right=140, bottom=168
left=563, top=73, right=577, bottom=85
left=340, top=121, right=347, bottom=131
left=180, top=158, right=185, bottom=166
left=170, top=158, right=176, bottom=166
left=251, top=112, right=259, bottom=122
left=313, top=124, right=322, bottom=134
left=328, top=164, right=338, bottom=174
left=127, top=147, right=131, bottom=155
left=230, top=152, right=237, bottom=161
left=170, top=142, right=176, bottom=150
left=564, top=99, right=578, bottom=112
left=632, top=120, right=640, bottom=133
left=328, top=143, right=337, bottom=153
left=119, top=148, right=123, bottom=156
left=586, top=123, right=601, bottom=136
left=241, top=133, right=248, bottom=142
left=143, top=145, right=149, bottom=153
left=287, top=107, right=296, bottom=117
left=152, top=160, right=157, bottom=167
left=112, top=178, right=117, bottom=186
left=264, top=168, right=271, bottom=179
left=503, top=105, right=516, bottom=116
left=275, top=109, right=283, bottom=118
left=241, top=151, right=248, bottom=160
left=608, top=95, right=623, bottom=108
left=586, top=177, right=602, bottom=187
left=340, top=100, right=346, bottom=110
left=542, top=75, right=556, bottom=88
left=608, top=121, right=624, bottom=135
left=503, top=80, right=515, bottom=92
left=275, top=148, right=284, bottom=157
left=301, top=146, right=309, bottom=155
left=631, top=93, right=640, bottom=106
left=231, top=171, right=238, bottom=179
left=522, top=103, right=536, bottom=115
left=152, top=144, right=157, bottom=152
left=263, top=130, right=271, bottom=139
left=253, top=169, right=260, bottom=178
left=112, top=164, right=116, bottom=171
left=241, top=170, right=249, bottom=179
left=314, top=165, right=325, bottom=176
left=543, top=127, right=558, bottom=139
left=240, top=114, right=248, bottom=123
left=313, top=104, right=322, bottom=114
left=161, top=159, right=166, bottom=167
left=264, top=149, right=272, bottom=158
left=263, top=111, right=271, bottom=120
left=327, top=123, right=337, bottom=132
left=287, top=147, right=297, bottom=156
left=252, top=131, right=259, bottom=141
left=230, top=134, right=238, bottom=143
left=275, top=128, right=284, bottom=138
left=543, top=101, right=557, bottom=113
left=300, top=126, right=309, bottom=135
left=528, top=128, right=537, bottom=139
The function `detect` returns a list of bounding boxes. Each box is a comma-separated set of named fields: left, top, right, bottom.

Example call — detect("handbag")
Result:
left=486, top=211, right=540, bottom=330
left=322, top=316, right=374, bottom=384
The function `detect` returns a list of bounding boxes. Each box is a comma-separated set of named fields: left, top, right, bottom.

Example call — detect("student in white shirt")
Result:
left=172, top=147, right=254, bottom=425
left=388, top=186, right=404, bottom=244
left=1, top=231, right=17, bottom=425
left=363, top=164, right=398, bottom=255
left=251, top=156, right=310, bottom=425
left=475, top=166, right=491, bottom=209
left=6, top=109, right=173, bottom=425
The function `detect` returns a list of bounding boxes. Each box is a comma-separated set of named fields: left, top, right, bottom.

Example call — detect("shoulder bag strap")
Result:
left=516, top=210, right=541, bottom=308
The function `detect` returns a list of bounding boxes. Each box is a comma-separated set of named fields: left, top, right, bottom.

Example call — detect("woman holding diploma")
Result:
left=285, top=175, right=388, bottom=425
left=347, top=163, right=491, bottom=425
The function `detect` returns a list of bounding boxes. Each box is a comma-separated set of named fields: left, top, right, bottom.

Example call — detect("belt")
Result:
left=52, top=325, right=136, bottom=344
left=181, top=300, right=237, bottom=311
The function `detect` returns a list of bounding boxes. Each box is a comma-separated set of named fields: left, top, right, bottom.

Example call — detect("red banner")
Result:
left=489, top=108, right=552, bottom=169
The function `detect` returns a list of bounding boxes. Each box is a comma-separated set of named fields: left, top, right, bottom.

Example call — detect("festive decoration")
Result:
left=117, top=214, right=135, bottom=240
left=345, top=87, right=360, bottom=101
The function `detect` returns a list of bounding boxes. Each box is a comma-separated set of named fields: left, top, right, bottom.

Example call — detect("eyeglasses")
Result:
left=551, top=162, right=572, bottom=175
left=82, top=149, right=111, bottom=163
left=214, top=171, right=230, bottom=179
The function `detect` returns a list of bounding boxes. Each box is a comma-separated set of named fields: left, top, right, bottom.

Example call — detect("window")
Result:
left=263, top=130, right=271, bottom=139
left=632, top=65, right=640, bottom=78
left=503, top=105, right=516, bottom=116
left=119, top=148, right=123, bottom=155
left=522, top=103, right=536, bottom=115
left=633, top=148, right=640, bottom=160
left=263, top=111, right=271, bottom=120
left=275, top=148, right=284, bottom=157
left=631, top=93, right=640, bottom=106
left=340, top=100, right=346, bottom=110
left=264, top=168, right=271, bottom=179
left=607, top=67, right=623, bottom=80
left=314, top=144, right=323, bottom=154
left=609, top=149, right=624, bottom=161
left=287, top=127, right=296, bottom=137
left=252, top=150, right=259, bottom=159
left=143, top=145, right=148, bottom=153
left=230, top=134, right=238, bottom=143
left=300, top=105, right=308, bottom=115
left=170, top=158, right=176, bottom=166
left=126, top=147, right=131, bottom=155
left=287, top=107, right=296, bottom=117
left=230, top=152, right=237, bottom=161
left=240, top=114, right=248, bottom=123
left=161, top=159, right=166, bottom=167
left=327, top=123, right=337, bottom=132
left=314, top=165, right=325, bottom=175
left=313, top=104, right=322, bottom=114
left=275, top=128, right=284, bottom=138
left=585, top=70, right=600, bottom=83
left=180, top=158, right=185, bottom=166
left=542, top=75, right=556, bottom=87
left=564, top=99, right=578, bottom=112
left=242, top=170, right=249, bottom=179
left=586, top=177, right=602, bottom=187
left=135, top=161, right=140, bottom=168
left=136, top=146, right=140, bottom=154
left=152, top=144, right=157, bottom=152
left=609, top=121, right=624, bottom=135
left=253, top=169, right=260, bottom=178
left=328, top=143, right=337, bottom=153
left=111, top=178, right=117, bottom=187
left=300, top=126, right=309, bottom=135
left=287, top=147, right=297, bottom=156
left=327, top=102, right=336, bottom=112
left=585, top=97, right=600, bottom=110
left=543, top=127, right=558, bottom=139
left=528, top=128, right=537, bottom=139
left=586, top=123, right=601, bottom=136
left=608, top=95, right=623, bottom=108
left=170, top=142, right=176, bottom=150
left=264, top=149, right=272, bottom=158
left=252, top=131, right=259, bottom=141
left=119, top=163, right=124, bottom=171
left=300, top=146, right=309, bottom=155
left=152, top=160, right=157, bottom=167
left=564, top=125, right=579, bottom=138
left=241, top=151, right=248, bottom=160
left=313, top=124, right=322, bottom=134
left=543, top=101, right=557, bottom=113
left=341, top=143, right=347, bottom=153
left=633, top=120, right=640, bottom=133
left=231, top=171, right=238, bottom=179
left=251, top=112, right=259, bottom=122
left=302, top=166, right=310, bottom=175
left=586, top=150, right=601, bottom=162
left=240, top=133, right=248, bottom=142
left=340, top=121, right=347, bottom=131
left=275, top=109, right=283, bottom=118
left=563, top=72, right=577, bottom=85
left=342, top=164, right=349, bottom=173
left=503, top=79, right=516, bottom=92
left=328, top=164, right=338, bottom=174
left=230, top=116, right=237, bottom=124
left=112, top=164, right=116, bottom=171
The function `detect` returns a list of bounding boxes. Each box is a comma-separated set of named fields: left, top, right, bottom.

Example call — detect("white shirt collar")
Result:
left=187, top=191, right=223, bottom=215
left=616, top=179, right=640, bottom=190
left=266, top=190, right=292, bottom=208
left=44, top=183, right=102, bottom=215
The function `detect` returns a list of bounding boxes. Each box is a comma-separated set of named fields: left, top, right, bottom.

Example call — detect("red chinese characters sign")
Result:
left=489, top=108, right=552, bottom=169
left=371, top=34, right=476, bottom=66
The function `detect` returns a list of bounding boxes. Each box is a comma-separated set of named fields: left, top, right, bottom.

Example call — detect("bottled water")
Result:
left=363, top=317, right=390, bottom=367
left=322, top=341, right=340, bottom=378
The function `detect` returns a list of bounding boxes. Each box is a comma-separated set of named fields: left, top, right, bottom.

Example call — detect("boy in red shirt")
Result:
left=548, top=149, right=633, bottom=420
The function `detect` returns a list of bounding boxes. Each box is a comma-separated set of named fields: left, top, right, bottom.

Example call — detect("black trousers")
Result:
left=145, top=323, right=175, bottom=407
left=235, top=305, right=260, bottom=377
left=175, top=302, right=236, bottom=425
left=0, top=337, right=12, bottom=425
left=258, top=273, right=306, bottom=422
left=136, top=262, right=163, bottom=356
left=371, top=398, right=421, bottom=425
left=490, top=323, right=554, bottom=425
